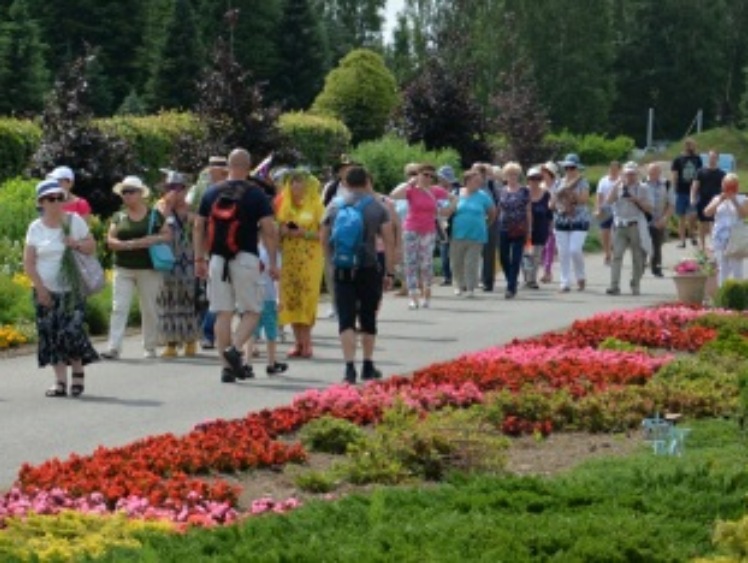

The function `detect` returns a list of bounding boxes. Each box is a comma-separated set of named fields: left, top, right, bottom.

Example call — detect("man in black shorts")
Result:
left=321, top=166, right=395, bottom=384
left=690, top=150, right=725, bottom=251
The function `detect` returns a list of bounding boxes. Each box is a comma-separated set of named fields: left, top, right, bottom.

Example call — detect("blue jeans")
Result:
left=201, top=310, right=216, bottom=344
left=440, top=241, right=452, bottom=282
left=499, top=233, right=524, bottom=293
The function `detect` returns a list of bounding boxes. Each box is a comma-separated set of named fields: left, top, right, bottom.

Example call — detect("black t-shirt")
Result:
left=695, top=167, right=725, bottom=206
left=198, top=179, right=273, bottom=256
left=671, top=154, right=703, bottom=195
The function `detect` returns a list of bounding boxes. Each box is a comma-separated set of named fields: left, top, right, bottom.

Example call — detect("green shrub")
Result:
left=351, top=135, right=461, bottom=193
left=691, top=312, right=748, bottom=334
left=716, top=280, right=748, bottom=311
left=598, top=336, right=649, bottom=354
left=293, top=470, right=338, bottom=493
left=0, top=177, right=39, bottom=242
left=0, top=238, right=26, bottom=276
left=279, top=112, right=351, bottom=170
left=699, top=330, right=748, bottom=359
left=0, top=119, right=42, bottom=182
left=299, top=415, right=366, bottom=455
left=0, top=274, right=34, bottom=325
left=85, top=281, right=140, bottom=336
left=545, top=131, right=635, bottom=165
left=312, top=49, right=399, bottom=144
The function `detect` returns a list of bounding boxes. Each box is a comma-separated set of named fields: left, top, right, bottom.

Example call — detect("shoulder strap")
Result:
left=148, top=209, right=158, bottom=235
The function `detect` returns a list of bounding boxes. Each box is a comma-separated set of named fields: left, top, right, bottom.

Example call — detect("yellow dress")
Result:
left=278, top=199, right=325, bottom=326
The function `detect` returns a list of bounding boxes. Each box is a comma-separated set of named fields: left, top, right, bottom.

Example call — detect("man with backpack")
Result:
left=321, top=166, right=395, bottom=384
left=194, top=148, right=279, bottom=383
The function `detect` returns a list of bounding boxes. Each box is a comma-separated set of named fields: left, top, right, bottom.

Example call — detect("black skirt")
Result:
left=34, top=291, right=99, bottom=368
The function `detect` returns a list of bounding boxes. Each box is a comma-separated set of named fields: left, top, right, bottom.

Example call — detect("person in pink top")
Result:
left=48, top=166, right=92, bottom=220
left=390, top=163, right=454, bottom=309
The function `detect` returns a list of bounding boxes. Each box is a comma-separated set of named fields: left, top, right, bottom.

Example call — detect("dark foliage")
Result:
left=30, top=50, right=140, bottom=217
left=400, top=58, right=492, bottom=167
left=192, top=40, right=283, bottom=167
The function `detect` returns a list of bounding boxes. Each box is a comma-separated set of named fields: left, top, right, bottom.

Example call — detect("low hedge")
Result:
left=546, top=131, right=635, bottom=165
left=0, top=119, right=42, bottom=181
left=279, top=112, right=351, bottom=170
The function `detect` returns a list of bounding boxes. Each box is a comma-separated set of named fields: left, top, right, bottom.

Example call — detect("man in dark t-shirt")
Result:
left=671, top=138, right=702, bottom=247
left=690, top=150, right=725, bottom=250
left=194, top=148, right=279, bottom=383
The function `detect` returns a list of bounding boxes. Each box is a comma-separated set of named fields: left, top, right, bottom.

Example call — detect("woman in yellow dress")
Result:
left=276, top=169, right=325, bottom=358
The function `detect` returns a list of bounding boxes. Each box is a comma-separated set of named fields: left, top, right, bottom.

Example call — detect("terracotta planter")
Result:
left=673, top=274, right=707, bottom=305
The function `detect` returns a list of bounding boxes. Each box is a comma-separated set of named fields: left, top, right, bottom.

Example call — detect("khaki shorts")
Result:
left=207, top=252, right=263, bottom=314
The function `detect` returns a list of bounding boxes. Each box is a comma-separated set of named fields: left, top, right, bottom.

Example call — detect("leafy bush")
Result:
left=293, top=470, right=338, bottom=494
left=0, top=275, right=34, bottom=325
left=691, top=312, right=748, bottom=334
left=299, top=415, right=366, bottom=455
left=0, top=177, right=39, bottom=243
left=699, top=329, right=748, bottom=359
left=598, top=336, right=650, bottom=354
left=0, top=238, right=26, bottom=277
left=279, top=112, right=351, bottom=170
left=0, top=119, right=42, bottom=182
left=85, top=280, right=141, bottom=336
left=351, top=135, right=461, bottom=193
left=312, top=49, right=399, bottom=144
left=716, top=280, right=748, bottom=311
left=545, top=131, right=635, bottom=164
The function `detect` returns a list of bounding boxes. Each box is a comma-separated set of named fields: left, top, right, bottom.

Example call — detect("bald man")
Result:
left=194, top=148, right=280, bottom=383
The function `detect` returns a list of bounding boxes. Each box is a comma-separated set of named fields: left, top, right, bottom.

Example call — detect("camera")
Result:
left=622, top=187, right=631, bottom=198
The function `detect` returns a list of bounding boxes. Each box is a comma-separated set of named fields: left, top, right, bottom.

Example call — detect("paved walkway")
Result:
left=0, top=244, right=690, bottom=487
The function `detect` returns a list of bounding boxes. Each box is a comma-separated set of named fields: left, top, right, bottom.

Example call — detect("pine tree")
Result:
left=146, top=0, right=203, bottom=111
left=274, top=0, right=328, bottom=110
left=0, top=0, right=50, bottom=115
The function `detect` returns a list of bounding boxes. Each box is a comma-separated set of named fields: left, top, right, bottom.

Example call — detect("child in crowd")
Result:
left=245, top=243, right=288, bottom=375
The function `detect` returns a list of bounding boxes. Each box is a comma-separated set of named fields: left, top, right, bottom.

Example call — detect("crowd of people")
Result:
left=23, top=139, right=747, bottom=396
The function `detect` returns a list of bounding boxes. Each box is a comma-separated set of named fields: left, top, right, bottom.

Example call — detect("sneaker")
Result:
left=343, top=365, right=357, bottom=384
left=408, top=300, right=419, bottom=310
left=362, top=366, right=382, bottom=381
left=421, top=299, right=430, bottom=309
left=577, top=279, right=586, bottom=291
left=324, top=308, right=337, bottom=319
left=606, top=288, right=621, bottom=295
left=200, top=339, right=215, bottom=350
left=222, top=345, right=243, bottom=376
left=237, top=364, right=254, bottom=380
left=221, top=368, right=236, bottom=383
left=505, top=290, right=515, bottom=299
left=144, top=349, right=157, bottom=359
left=266, top=362, right=288, bottom=376
left=440, top=279, right=452, bottom=286
left=100, top=349, right=120, bottom=360
left=454, top=288, right=462, bottom=296
left=558, top=286, right=571, bottom=293
left=527, top=281, right=540, bottom=289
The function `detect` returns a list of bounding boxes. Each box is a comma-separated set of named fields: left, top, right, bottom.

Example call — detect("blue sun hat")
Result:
left=35, top=178, right=66, bottom=202
left=560, top=153, right=585, bottom=170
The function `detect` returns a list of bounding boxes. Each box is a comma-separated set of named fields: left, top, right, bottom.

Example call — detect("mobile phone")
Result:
left=287, top=221, right=299, bottom=230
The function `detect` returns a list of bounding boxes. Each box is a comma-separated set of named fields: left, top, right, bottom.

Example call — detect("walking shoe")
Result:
left=144, top=349, right=157, bottom=359
left=454, top=288, right=462, bottom=296
left=577, top=279, right=586, bottom=291
left=652, top=269, right=664, bottom=278
left=421, top=299, right=430, bottom=309
left=266, top=362, right=289, bottom=376
left=558, top=286, right=571, bottom=293
left=200, top=339, right=215, bottom=350
left=606, top=288, right=621, bottom=295
left=464, top=290, right=475, bottom=299
left=691, top=238, right=698, bottom=246
left=632, top=287, right=641, bottom=296
left=527, top=281, right=540, bottom=289
left=222, top=345, right=243, bottom=376
left=161, top=345, right=178, bottom=358
left=408, top=299, right=419, bottom=310
left=237, top=364, right=254, bottom=380
left=677, top=241, right=686, bottom=248
left=343, top=365, right=357, bottom=384
left=505, top=290, right=516, bottom=299
left=362, top=365, right=382, bottom=381
left=324, top=308, right=337, bottom=319
left=100, top=349, right=120, bottom=360
left=440, top=279, right=452, bottom=286
left=221, top=368, right=236, bottom=383
left=184, top=342, right=197, bottom=357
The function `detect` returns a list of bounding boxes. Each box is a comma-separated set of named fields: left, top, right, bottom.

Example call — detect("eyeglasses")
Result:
left=407, top=172, right=418, bottom=177
left=41, top=195, right=65, bottom=203
left=121, top=188, right=140, bottom=195
left=528, top=176, right=542, bottom=181
left=563, top=165, right=577, bottom=171
left=167, top=185, right=186, bottom=192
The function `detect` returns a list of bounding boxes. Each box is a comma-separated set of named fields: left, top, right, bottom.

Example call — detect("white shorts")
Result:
left=207, top=252, right=263, bottom=314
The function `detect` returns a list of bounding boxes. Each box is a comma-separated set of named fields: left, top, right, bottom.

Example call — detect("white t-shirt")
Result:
left=25, top=213, right=90, bottom=292
left=597, top=175, right=618, bottom=201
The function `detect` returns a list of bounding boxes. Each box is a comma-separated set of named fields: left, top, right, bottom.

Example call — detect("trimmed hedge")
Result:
left=0, top=119, right=42, bottom=181
left=351, top=135, right=461, bottom=193
left=545, top=131, right=635, bottom=165
left=279, top=112, right=351, bottom=170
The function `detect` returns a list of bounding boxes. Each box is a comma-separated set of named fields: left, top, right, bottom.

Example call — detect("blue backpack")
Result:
left=330, top=195, right=373, bottom=269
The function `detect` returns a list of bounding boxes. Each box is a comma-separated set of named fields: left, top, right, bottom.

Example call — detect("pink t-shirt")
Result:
left=63, top=197, right=92, bottom=217
left=404, top=185, right=448, bottom=234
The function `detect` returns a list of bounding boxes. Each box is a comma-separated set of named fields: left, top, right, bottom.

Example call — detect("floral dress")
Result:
left=278, top=200, right=325, bottom=326
left=157, top=209, right=199, bottom=344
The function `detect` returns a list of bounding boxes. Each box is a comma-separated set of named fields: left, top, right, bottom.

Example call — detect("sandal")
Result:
left=45, top=382, right=67, bottom=398
left=71, top=373, right=85, bottom=397
left=266, top=362, right=289, bottom=376
left=287, top=345, right=303, bottom=358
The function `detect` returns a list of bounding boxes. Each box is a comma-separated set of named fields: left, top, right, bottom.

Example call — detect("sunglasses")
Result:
left=41, top=195, right=65, bottom=203
left=407, top=172, right=418, bottom=177
left=563, top=165, right=577, bottom=171
left=121, top=188, right=141, bottom=195
left=167, top=185, right=186, bottom=192
left=528, top=176, right=542, bottom=181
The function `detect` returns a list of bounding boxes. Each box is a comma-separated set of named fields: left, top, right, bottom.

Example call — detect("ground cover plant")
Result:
left=2, top=305, right=748, bottom=561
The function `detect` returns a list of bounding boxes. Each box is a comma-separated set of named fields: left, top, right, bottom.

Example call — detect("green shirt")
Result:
left=112, top=209, right=165, bottom=270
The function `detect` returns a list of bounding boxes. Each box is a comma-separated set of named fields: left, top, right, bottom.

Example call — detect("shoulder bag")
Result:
left=726, top=220, right=748, bottom=259
left=148, top=209, right=176, bottom=272
left=62, top=214, right=106, bottom=297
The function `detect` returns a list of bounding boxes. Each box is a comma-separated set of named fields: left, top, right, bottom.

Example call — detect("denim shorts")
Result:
left=675, top=193, right=695, bottom=217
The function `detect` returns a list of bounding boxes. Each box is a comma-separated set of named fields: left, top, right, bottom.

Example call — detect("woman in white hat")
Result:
left=101, top=176, right=172, bottom=360
left=23, top=179, right=99, bottom=397
left=48, top=166, right=92, bottom=220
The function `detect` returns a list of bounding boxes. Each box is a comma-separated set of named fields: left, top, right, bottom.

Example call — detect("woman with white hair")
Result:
left=704, top=173, right=748, bottom=286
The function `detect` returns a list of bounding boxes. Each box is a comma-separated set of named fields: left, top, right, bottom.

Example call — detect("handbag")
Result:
left=726, top=221, right=748, bottom=259
left=62, top=214, right=105, bottom=297
left=148, top=209, right=176, bottom=272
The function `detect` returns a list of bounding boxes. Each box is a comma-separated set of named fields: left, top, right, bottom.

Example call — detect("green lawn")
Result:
left=98, top=419, right=748, bottom=562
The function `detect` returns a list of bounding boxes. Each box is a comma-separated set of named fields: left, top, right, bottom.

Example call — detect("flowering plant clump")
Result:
left=0, top=325, right=27, bottom=349
left=674, top=250, right=717, bottom=276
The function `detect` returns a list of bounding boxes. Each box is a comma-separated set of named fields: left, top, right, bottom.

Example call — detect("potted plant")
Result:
left=672, top=250, right=717, bottom=305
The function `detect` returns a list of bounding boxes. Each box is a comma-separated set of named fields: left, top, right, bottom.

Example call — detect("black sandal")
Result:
left=45, top=382, right=67, bottom=398
left=71, top=373, right=85, bottom=397
left=266, top=362, right=288, bottom=376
